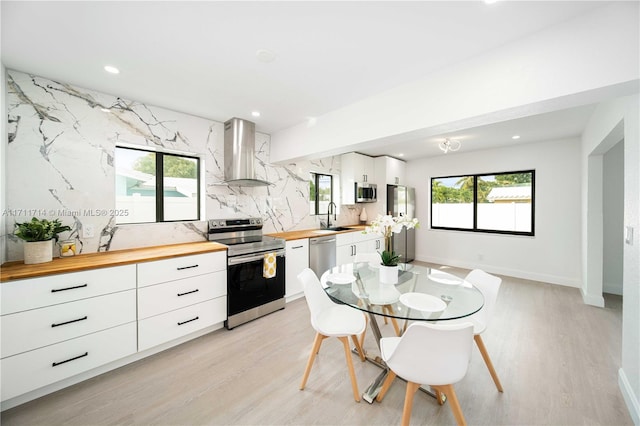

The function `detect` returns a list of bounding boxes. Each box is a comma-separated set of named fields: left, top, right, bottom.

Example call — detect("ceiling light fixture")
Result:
left=438, top=138, right=461, bottom=154
left=251, top=111, right=261, bottom=117
left=104, top=65, right=120, bottom=74
left=512, top=135, right=521, bottom=140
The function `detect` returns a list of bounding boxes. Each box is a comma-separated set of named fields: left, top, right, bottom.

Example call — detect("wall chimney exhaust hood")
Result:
left=223, top=117, right=272, bottom=187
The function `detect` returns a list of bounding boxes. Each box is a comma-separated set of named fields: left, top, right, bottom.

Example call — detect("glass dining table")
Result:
left=320, top=261, right=484, bottom=403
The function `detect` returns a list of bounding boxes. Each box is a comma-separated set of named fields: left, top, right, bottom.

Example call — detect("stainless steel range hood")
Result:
left=223, top=118, right=272, bottom=187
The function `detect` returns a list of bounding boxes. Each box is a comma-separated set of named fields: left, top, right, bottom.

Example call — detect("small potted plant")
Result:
left=363, top=214, right=419, bottom=284
left=14, top=217, right=71, bottom=264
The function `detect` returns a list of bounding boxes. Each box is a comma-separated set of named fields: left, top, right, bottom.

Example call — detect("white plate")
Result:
left=399, top=293, right=447, bottom=313
left=428, top=272, right=463, bottom=285
left=327, top=272, right=356, bottom=284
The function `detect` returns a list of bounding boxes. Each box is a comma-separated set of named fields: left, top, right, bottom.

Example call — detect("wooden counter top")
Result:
left=266, top=225, right=367, bottom=241
left=1, top=241, right=228, bottom=282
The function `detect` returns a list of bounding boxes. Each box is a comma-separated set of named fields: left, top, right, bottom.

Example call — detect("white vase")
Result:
left=359, top=207, right=368, bottom=224
left=23, top=240, right=54, bottom=264
left=379, top=264, right=398, bottom=285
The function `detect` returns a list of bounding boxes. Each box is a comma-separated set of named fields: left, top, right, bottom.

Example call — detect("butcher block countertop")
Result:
left=0, top=241, right=227, bottom=282
left=266, top=225, right=366, bottom=241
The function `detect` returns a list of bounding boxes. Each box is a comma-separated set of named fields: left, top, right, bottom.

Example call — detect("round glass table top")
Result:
left=321, top=262, right=484, bottom=321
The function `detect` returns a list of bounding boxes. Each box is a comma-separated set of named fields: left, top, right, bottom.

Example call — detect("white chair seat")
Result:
left=376, top=322, right=475, bottom=425
left=313, top=305, right=366, bottom=337
left=298, top=268, right=367, bottom=402
left=379, top=335, right=400, bottom=361
left=445, top=316, right=485, bottom=335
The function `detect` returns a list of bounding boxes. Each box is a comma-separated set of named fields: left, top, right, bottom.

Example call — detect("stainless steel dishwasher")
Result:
left=309, top=235, right=337, bottom=277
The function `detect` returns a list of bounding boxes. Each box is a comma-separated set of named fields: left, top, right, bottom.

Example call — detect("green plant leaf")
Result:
left=14, top=217, right=71, bottom=242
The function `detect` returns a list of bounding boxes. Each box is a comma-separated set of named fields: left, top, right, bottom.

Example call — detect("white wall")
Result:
left=3, top=70, right=360, bottom=261
left=406, top=137, right=582, bottom=287
left=582, top=94, right=640, bottom=425
left=271, top=2, right=639, bottom=163
left=1, top=63, right=6, bottom=264
left=603, top=140, right=624, bottom=295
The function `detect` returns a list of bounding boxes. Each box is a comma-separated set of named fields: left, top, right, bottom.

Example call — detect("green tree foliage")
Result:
left=133, top=153, right=197, bottom=178
left=433, top=172, right=532, bottom=203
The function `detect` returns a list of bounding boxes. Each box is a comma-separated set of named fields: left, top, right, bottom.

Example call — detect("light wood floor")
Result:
left=1, top=264, right=632, bottom=425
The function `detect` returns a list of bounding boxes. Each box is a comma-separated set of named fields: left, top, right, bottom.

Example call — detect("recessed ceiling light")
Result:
left=100, top=108, right=111, bottom=113
left=104, top=65, right=120, bottom=74
left=512, top=135, right=521, bottom=140
left=398, top=153, right=404, bottom=157
left=256, top=49, right=277, bottom=63
left=251, top=111, right=261, bottom=117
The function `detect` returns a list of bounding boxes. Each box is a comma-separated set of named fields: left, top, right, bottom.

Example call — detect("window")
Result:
left=431, top=170, right=534, bottom=236
left=309, top=172, right=334, bottom=215
left=115, top=146, right=201, bottom=224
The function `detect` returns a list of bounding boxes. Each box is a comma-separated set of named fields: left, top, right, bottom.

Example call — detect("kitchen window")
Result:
left=431, top=170, right=535, bottom=236
left=309, top=172, right=334, bottom=216
left=115, top=146, right=201, bottom=224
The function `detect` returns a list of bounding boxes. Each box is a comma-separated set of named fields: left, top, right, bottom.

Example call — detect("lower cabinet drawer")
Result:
left=137, top=271, right=226, bottom=320
left=1, top=322, right=137, bottom=402
left=138, top=297, right=226, bottom=352
left=1, top=290, right=136, bottom=358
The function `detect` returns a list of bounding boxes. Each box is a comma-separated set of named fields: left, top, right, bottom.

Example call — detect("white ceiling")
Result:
left=1, top=1, right=615, bottom=160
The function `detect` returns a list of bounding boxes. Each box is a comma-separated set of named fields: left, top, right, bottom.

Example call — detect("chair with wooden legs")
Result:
left=376, top=322, right=474, bottom=426
left=461, top=268, right=504, bottom=392
left=297, top=268, right=367, bottom=402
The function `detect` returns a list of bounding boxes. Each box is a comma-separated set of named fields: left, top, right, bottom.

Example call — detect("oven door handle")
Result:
left=228, top=250, right=286, bottom=266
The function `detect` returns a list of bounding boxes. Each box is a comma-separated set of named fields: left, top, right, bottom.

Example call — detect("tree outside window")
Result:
left=431, top=170, right=534, bottom=235
left=115, top=147, right=200, bottom=224
left=310, top=173, right=334, bottom=215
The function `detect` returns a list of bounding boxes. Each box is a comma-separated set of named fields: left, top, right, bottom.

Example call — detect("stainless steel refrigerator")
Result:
left=387, top=184, right=416, bottom=263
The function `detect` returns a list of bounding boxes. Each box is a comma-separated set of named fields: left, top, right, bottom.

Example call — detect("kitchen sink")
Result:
left=326, top=226, right=353, bottom=231
left=312, top=226, right=353, bottom=234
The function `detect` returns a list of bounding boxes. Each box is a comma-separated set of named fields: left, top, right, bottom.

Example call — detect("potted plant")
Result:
left=363, top=214, right=419, bottom=284
left=14, top=217, right=71, bottom=264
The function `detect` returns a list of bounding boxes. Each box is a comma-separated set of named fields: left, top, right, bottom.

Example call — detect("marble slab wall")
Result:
left=4, top=70, right=361, bottom=261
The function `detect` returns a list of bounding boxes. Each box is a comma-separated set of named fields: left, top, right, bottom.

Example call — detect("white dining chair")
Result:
left=297, top=268, right=367, bottom=402
left=354, top=252, right=401, bottom=341
left=461, top=268, right=504, bottom=392
left=376, top=322, right=474, bottom=426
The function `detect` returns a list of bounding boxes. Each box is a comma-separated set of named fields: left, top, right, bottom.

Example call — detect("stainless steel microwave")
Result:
left=355, top=182, right=377, bottom=203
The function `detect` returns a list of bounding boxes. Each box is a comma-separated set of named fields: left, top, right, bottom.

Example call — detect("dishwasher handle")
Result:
left=310, top=237, right=336, bottom=244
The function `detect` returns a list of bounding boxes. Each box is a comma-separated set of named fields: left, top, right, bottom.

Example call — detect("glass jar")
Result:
left=59, top=239, right=77, bottom=257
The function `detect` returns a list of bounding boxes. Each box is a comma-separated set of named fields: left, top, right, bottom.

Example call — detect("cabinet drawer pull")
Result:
left=292, top=245, right=303, bottom=249
left=177, top=289, right=199, bottom=297
left=51, top=283, right=88, bottom=293
left=176, top=264, right=199, bottom=271
left=52, top=352, right=88, bottom=367
left=51, top=316, right=88, bottom=328
left=177, top=316, right=199, bottom=326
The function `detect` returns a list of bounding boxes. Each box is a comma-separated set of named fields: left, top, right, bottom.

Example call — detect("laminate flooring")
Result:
left=1, top=263, right=632, bottom=425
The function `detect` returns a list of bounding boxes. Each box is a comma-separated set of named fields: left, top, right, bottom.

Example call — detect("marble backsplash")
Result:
left=4, top=70, right=362, bottom=261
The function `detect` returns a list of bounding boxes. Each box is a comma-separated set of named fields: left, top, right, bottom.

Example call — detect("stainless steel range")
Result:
left=208, top=218, right=286, bottom=329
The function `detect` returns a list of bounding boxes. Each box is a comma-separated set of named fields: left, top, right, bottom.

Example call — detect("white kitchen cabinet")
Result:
left=1, top=264, right=136, bottom=315
left=336, top=231, right=382, bottom=265
left=1, top=323, right=136, bottom=402
left=375, top=155, right=406, bottom=186
left=136, top=251, right=227, bottom=350
left=137, top=252, right=225, bottom=287
left=285, top=239, right=309, bottom=301
left=0, top=266, right=137, bottom=403
left=138, top=298, right=226, bottom=352
left=341, top=152, right=375, bottom=205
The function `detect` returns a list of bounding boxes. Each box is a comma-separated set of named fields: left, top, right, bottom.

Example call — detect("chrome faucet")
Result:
left=327, top=201, right=337, bottom=228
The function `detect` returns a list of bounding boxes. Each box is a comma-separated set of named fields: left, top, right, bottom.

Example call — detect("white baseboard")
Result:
left=419, top=255, right=580, bottom=287
left=619, top=368, right=640, bottom=425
